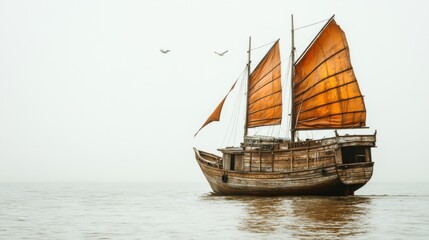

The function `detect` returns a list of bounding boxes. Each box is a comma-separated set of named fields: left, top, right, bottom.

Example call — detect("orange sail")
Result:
left=247, top=41, right=282, bottom=128
left=293, top=19, right=366, bottom=130
left=194, top=80, right=237, bottom=137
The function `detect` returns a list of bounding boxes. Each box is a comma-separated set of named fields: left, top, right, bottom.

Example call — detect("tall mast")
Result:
left=290, top=15, right=297, bottom=142
left=244, top=36, right=251, bottom=137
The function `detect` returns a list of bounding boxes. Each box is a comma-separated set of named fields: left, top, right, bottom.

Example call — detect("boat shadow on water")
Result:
left=203, top=194, right=372, bottom=239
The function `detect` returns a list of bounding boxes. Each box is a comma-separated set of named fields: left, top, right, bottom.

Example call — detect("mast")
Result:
left=290, top=15, right=296, bottom=142
left=244, top=36, right=251, bottom=137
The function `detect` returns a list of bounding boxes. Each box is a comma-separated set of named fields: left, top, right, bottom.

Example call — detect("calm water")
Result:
left=0, top=182, right=428, bottom=239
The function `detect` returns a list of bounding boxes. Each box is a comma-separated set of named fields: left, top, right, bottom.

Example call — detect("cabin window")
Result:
left=341, top=146, right=368, bottom=164
left=230, top=155, right=235, bottom=171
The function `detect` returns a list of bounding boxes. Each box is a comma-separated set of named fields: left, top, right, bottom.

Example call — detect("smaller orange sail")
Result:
left=194, top=80, right=237, bottom=137
left=247, top=40, right=282, bottom=128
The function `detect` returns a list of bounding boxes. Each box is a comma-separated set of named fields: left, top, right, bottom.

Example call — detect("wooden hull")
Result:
left=193, top=134, right=375, bottom=196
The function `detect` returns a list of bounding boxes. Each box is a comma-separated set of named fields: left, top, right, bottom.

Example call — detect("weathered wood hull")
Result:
left=194, top=134, right=375, bottom=196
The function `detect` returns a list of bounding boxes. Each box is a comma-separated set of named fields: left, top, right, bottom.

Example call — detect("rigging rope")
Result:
left=231, top=74, right=246, bottom=144
left=250, top=40, right=277, bottom=51
left=294, top=17, right=330, bottom=31
left=222, top=67, right=247, bottom=147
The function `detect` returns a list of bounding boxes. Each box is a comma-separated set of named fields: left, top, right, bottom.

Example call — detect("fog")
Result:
left=1, top=0, right=428, bottom=183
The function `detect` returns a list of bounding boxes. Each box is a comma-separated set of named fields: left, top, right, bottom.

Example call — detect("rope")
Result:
left=222, top=67, right=247, bottom=147
left=250, top=40, right=277, bottom=51
left=231, top=74, right=246, bottom=144
left=294, top=17, right=330, bottom=31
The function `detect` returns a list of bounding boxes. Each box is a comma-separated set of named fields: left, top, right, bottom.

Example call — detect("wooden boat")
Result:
left=194, top=15, right=376, bottom=196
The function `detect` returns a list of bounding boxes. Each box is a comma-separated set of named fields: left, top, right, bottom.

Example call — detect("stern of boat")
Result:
left=335, top=133, right=376, bottom=193
left=337, top=162, right=374, bottom=184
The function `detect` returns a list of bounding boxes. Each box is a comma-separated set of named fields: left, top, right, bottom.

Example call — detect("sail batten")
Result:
left=249, top=63, right=282, bottom=91
left=249, top=75, right=281, bottom=96
left=248, top=117, right=284, bottom=126
left=297, top=112, right=367, bottom=129
left=295, top=79, right=357, bottom=106
left=249, top=103, right=282, bottom=115
left=298, top=95, right=363, bottom=111
left=249, top=89, right=282, bottom=105
left=293, top=19, right=366, bottom=130
left=246, top=40, right=282, bottom=129
left=298, top=110, right=366, bottom=122
left=295, top=47, right=349, bottom=88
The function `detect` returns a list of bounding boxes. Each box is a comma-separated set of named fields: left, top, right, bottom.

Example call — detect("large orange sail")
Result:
left=293, top=19, right=366, bottom=130
left=247, top=41, right=282, bottom=128
left=194, top=80, right=237, bottom=137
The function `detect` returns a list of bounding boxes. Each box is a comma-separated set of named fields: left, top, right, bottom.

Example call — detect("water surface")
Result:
left=0, top=182, right=428, bottom=239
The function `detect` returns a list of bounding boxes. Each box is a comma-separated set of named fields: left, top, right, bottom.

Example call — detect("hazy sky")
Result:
left=1, top=0, right=428, bottom=183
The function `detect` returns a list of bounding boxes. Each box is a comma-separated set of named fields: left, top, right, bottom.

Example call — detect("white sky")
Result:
left=1, top=0, right=428, bottom=183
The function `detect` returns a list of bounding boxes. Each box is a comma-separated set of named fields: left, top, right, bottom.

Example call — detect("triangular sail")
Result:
left=247, top=41, right=282, bottom=128
left=194, top=80, right=237, bottom=137
left=293, top=19, right=366, bottom=130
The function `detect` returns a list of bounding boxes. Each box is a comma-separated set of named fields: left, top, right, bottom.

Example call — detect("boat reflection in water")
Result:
left=288, top=197, right=371, bottom=239
left=236, top=197, right=288, bottom=233
left=215, top=196, right=371, bottom=239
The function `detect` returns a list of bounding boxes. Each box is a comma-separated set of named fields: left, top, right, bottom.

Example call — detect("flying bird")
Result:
left=160, top=49, right=171, bottom=54
left=214, top=50, right=228, bottom=56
